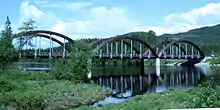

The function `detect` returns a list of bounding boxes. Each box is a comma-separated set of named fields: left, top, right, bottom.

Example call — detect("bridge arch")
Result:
left=33, top=34, right=71, bottom=52
left=158, top=39, right=205, bottom=58
left=14, top=30, right=74, bottom=58
left=94, top=36, right=158, bottom=58
left=144, top=41, right=187, bottom=55
left=19, top=30, right=74, bottom=44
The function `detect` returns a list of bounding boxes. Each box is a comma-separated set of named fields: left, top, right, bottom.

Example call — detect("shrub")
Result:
left=53, top=41, right=92, bottom=83
left=187, top=77, right=220, bottom=108
left=4, top=90, right=46, bottom=109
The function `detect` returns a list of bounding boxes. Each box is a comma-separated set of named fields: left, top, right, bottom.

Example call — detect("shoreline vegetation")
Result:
left=74, top=75, right=220, bottom=110
left=0, top=68, right=112, bottom=110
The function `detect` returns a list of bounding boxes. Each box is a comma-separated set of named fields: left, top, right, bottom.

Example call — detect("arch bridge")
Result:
left=16, top=30, right=205, bottom=62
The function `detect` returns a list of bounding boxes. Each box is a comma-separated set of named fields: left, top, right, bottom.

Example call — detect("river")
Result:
left=91, top=65, right=215, bottom=106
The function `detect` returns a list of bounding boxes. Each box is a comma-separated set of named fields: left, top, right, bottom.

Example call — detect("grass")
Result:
left=0, top=68, right=111, bottom=110
left=74, top=76, right=220, bottom=110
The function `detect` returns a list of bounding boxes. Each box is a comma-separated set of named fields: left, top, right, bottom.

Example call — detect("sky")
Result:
left=0, top=0, right=220, bottom=47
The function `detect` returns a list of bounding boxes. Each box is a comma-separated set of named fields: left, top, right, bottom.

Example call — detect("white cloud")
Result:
left=19, top=0, right=220, bottom=49
left=19, top=1, right=138, bottom=48
left=165, top=3, right=220, bottom=25
left=132, top=2, right=220, bottom=35
left=20, top=1, right=59, bottom=29
left=51, top=6, right=139, bottom=38
left=34, top=1, right=92, bottom=11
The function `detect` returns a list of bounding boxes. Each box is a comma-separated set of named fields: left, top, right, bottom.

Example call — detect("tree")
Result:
left=1, top=16, right=12, bottom=43
left=53, top=41, right=92, bottom=83
left=148, top=30, right=156, bottom=36
left=17, top=19, right=37, bottom=50
left=0, top=16, right=18, bottom=69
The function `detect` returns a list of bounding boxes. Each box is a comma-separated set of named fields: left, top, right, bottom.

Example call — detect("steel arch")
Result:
left=144, top=41, right=187, bottom=55
left=158, top=39, right=205, bottom=58
left=94, top=36, right=158, bottom=57
left=19, top=30, right=74, bottom=44
left=34, top=34, right=71, bottom=52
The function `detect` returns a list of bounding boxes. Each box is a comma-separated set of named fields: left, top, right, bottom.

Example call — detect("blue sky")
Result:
left=1, top=0, right=220, bottom=47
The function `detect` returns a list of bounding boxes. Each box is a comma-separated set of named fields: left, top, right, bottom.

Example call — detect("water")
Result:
left=91, top=65, right=215, bottom=106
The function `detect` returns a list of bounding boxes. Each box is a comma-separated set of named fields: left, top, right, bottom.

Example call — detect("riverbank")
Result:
left=74, top=75, right=220, bottom=110
left=0, top=68, right=111, bottom=110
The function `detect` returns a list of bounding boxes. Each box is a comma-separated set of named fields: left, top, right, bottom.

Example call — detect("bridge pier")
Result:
left=156, top=58, right=160, bottom=76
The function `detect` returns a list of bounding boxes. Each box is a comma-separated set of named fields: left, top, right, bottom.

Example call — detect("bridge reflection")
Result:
left=91, top=67, right=205, bottom=98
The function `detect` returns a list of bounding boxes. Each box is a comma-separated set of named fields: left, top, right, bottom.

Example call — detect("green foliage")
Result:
left=17, top=19, right=37, bottom=50
left=0, top=17, right=18, bottom=69
left=53, top=41, right=92, bottom=83
left=0, top=78, right=17, bottom=92
left=4, top=90, right=46, bottom=109
left=0, top=38, right=18, bottom=68
left=0, top=68, right=111, bottom=109
left=186, top=77, right=220, bottom=108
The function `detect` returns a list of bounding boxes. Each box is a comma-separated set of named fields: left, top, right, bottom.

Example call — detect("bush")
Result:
left=0, top=37, right=18, bottom=69
left=53, top=41, right=92, bottom=83
left=186, top=77, right=220, bottom=108
left=4, top=90, right=46, bottom=109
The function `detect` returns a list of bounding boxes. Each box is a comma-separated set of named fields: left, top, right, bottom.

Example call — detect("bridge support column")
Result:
left=171, top=45, right=174, bottom=59
left=63, top=38, right=66, bottom=58
left=197, top=51, right=200, bottom=59
left=125, top=45, right=127, bottom=56
left=110, top=43, right=113, bottom=58
left=178, top=43, right=181, bottom=58
left=130, top=40, right=133, bottom=59
left=156, top=47, right=159, bottom=55
left=39, top=36, right=41, bottom=55
left=49, top=34, right=52, bottom=58
left=52, top=40, right=54, bottom=57
left=163, top=45, right=166, bottom=58
left=96, top=44, right=99, bottom=55
left=139, top=44, right=142, bottom=59
left=156, top=58, right=160, bottom=76
left=106, top=43, right=109, bottom=56
left=116, top=42, right=118, bottom=56
left=99, top=49, right=102, bottom=58
left=121, top=40, right=123, bottom=58
left=148, top=49, right=151, bottom=59
left=185, top=44, right=187, bottom=59
left=34, top=36, right=37, bottom=58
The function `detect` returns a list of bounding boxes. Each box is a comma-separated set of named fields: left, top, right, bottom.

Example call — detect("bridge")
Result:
left=15, top=30, right=205, bottom=66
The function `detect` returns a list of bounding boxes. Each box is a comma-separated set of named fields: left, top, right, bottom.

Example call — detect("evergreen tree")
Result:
left=1, top=16, right=12, bottom=43
left=0, top=16, right=18, bottom=69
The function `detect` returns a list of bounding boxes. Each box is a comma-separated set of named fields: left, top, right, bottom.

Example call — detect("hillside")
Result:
left=160, top=24, right=220, bottom=42
left=160, top=24, right=220, bottom=55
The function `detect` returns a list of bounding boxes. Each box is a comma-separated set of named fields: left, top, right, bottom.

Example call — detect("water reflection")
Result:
left=91, top=66, right=206, bottom=98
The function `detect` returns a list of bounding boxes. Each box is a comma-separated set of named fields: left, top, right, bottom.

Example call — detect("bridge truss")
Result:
left=16, top=30, right=205, bottom=61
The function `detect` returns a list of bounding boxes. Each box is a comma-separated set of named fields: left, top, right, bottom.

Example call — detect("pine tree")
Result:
left=0, top=16, right=18, bottom=69
left=1, top=16, right=12, bottom=43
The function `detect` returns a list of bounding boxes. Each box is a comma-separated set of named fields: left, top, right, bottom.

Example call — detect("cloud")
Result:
left=19, top=0, right=220, bottom=49
left=20, top=1, right=59, bottom=29
left=51, top=6, right=139, bottom=38
left=19, top=1, right=138, bottom=48
left=33, top=1, right=92, bottom=11
left=165, top=3, right=220, bottom=25
left=132, top=2, right=220, bottom=35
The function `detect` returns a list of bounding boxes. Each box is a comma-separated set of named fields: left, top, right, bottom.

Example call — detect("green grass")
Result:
left=0, top=68, right=111, bottom=110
